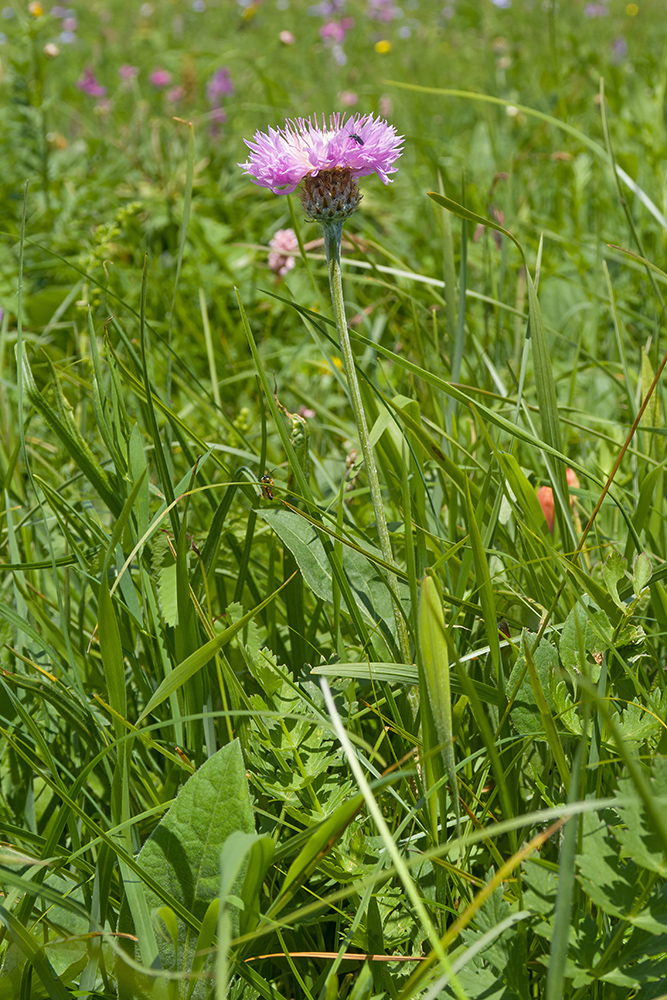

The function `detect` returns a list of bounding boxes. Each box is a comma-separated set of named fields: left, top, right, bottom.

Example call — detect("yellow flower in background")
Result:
left=315, top=356, right=344, bottom=376
left=626, top=2, right=638, bottom=13
left=374, top=39, right=391, bottom=54
left=28, top=1, right=43, bottom=15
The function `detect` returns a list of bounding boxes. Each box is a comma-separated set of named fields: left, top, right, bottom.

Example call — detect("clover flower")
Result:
left=239, top=113, right=403, bottom=221
left=150, top=68, right=172, bottom=88
left=76, top=67, right=107, bottom=98
left=119, top=64, right=139, bottom=81
left=268, top=228, right=298, bottom=278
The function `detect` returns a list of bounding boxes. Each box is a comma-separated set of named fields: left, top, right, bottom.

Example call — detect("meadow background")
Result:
left=1, top=0, right=667, bottom=997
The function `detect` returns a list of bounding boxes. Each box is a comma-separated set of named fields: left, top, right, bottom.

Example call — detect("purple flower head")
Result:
left=206, top=67, right=234, bottom=104
left=119, top=63, right=139, bottom=81
left=610, top=35, right=628, bottom=63
left=367, top=0, right=400, bottom=22
left=308, top=0, right=346, bottom=15
left=584, top=2, right=608, bottom=15
left=76, top=67, right=106, bottom=97
left=239, top=112, right=403, bottom=195
left=320, top=18, right=347, bottom=42
left=150, top=68, right=172, bottom=88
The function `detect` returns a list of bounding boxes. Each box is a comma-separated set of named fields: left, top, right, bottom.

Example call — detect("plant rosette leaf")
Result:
left=117, top=740, right=255, bottom=998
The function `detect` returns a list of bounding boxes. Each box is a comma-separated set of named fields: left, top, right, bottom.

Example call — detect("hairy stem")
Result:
left=323, top=220, right=411, bottom=663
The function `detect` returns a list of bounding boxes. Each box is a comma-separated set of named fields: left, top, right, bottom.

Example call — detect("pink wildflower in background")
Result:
left=206, top=67, right=234, bottom=103
left=584, top=1, right=608, bottom=15
left=309, top=0, right=346, bottom=14
left=239, top=113, right=403, bottom=196
left=76, top=67, right=107, bottom=98
left=166, top=85, right=184, bottom=104
left=610, top=36, right=628, bottom=63
left=150, top=68, right=172, bottom=88
left=319, top=15, right=354, bottom=63
left=119, top=64, right=139, bottom=81
left=268, top=228, right=299, bottom=278
left=279, top=30, right=295, bottom=44
left=367, top=0, right=400, bottom=22
left=319, top=18, right=347, bottom=43
left=206, top=67, right=234, bottom=140
left=339, top=90, right=358, bottom=106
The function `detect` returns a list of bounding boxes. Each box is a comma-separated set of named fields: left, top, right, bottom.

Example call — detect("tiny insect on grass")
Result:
left=260, top=473, right=275, bottom=500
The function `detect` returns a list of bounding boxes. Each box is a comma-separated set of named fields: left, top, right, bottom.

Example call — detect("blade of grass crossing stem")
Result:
left=0, top=905, right=71, bottom=1000
left=137, top=572, right=296, bottom=722
left=453, top=659, right=517, bottom=853
left=216, top=834, right=259, bottom=1000
left=268, top=795, right=363, bottom=920
left=401, top=442, right=420, bottom=641
left=200, top=286, right=221, bottom=409
left=546, top=729, right=586, bottom=1000
left=418, top=575, right=460, bottom=840
left=97, top=471, right=146, bottom=738
left=463, top=476, right=502, bottom=693
left=437, top=172, right=458, bottom=353
left=522, top=637, right=570, bottom=794
left=235, top=287, right=374, bottom=655
left=451, top=199, right=467, bottom=392
left=319, top=679, right=467, bottom=1000
left=168, top=120, right=196, bottom=391
left=591, top=687, right=667, bottom=854
left=391, top=82, right=667, bottom=230
left=599, top=78, right=664, bottom=309
left=359, top=332, right=581, bottom=477
left=428, top=193, right=572, bottom=541
left=16, top=181, right=28, bottom=450
left=603, top=261, right=637, bottom=420
left=139, top=254, right=179, bottom=535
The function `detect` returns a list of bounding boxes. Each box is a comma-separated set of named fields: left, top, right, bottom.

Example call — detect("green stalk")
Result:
left=322, top=221, right=411, bottom=664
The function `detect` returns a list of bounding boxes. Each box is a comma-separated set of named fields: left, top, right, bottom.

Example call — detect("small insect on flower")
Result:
left=260, top=474, right=275, bottom=500
left=348, top=132, right=365, bottom=145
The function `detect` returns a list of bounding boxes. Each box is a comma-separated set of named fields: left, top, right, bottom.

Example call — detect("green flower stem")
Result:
left=323, top=220, right=411, bottom=663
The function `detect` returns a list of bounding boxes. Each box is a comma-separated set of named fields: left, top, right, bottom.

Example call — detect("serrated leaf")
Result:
left=507, top=633, right=560, bottom=736
left=603, top=550, right=629, bottom=611
left=258, top=507, right=409, bottom=645
left=559, top=600, right=610, bottom=681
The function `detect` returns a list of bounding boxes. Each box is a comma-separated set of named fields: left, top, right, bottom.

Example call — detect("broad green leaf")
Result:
left=0, top=904, right=72, bottom=1000
left=559, top=601, right=609, bottom=682
left=127, top=740, right=255, bottom=998
left=258, top=506, right=410, bottom=646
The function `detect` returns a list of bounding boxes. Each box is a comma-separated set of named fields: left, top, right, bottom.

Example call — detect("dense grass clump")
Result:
left=1, top=1, right=666, bottom=998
